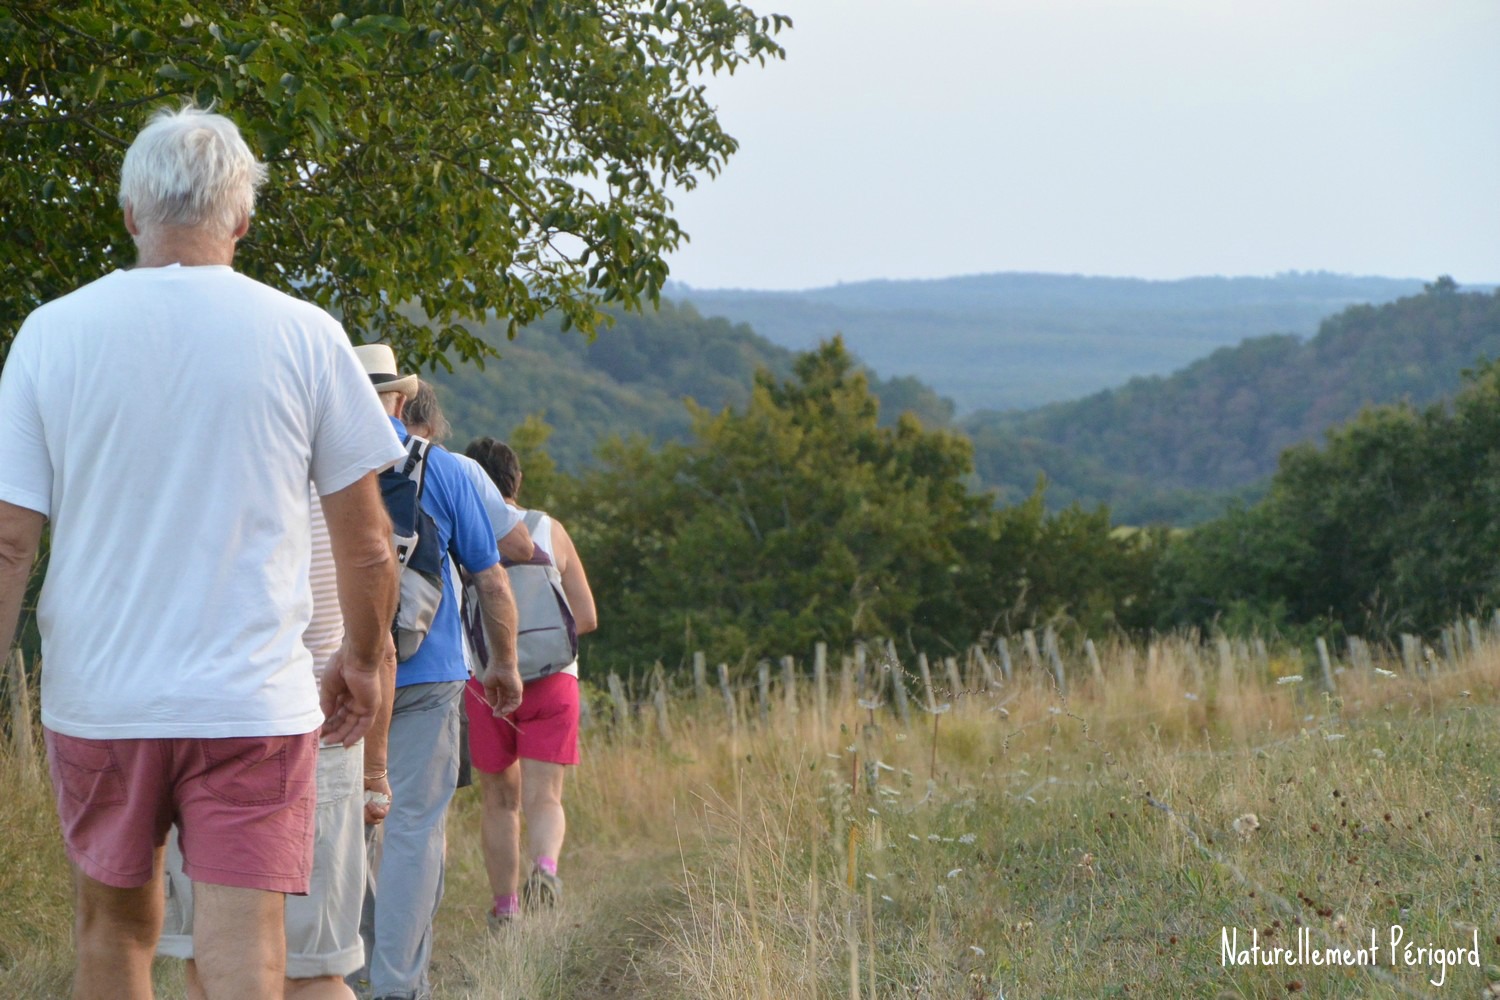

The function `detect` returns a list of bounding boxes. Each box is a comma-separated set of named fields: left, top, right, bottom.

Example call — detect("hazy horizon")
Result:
left=662, top=0, right=1499, bottom=293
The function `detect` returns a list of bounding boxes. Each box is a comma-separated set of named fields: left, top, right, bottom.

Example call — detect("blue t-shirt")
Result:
left=391, top=417, right=500, bottom=687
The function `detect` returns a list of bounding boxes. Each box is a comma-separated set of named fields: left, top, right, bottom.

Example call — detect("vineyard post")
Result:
left=917, top=652, right=937, bottom=712
left=1022, top=630, right=1041, bottom=673
left=718, top=662, right=738, bottom=735
left=1084, top=640, right=1104, bottom=687
left=1399, top=634, right=1420, bottom=674
left=693, top=651, right=708, bottom=700
left=974, top=644, right=998, bottom=691
left=607, top=672, right=631, bottom=736
left=839, top=653, right=854, bottom=711
left=757, top=660, right=771, bottom=727
left=944, top=656, right=963, bottom=703
left=995, top=637, right=1014, bottom=683
left=782, top=655, right=798, bottom=720
left=652, top=663, right=672, bottom=742
left=814, top=642, right=829, bottom=731
left=1441, top=628, right=1458, bottom=671
left=885, top=640, right=912, bottom=728
left=1315, top=637, right=1337, bottom=693
left=1043, top=626, right=1067, bottom=697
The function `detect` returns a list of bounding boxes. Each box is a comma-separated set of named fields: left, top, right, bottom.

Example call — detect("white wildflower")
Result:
left=1231, top=813, right=1260, bottom=839
left=1277, top=675, right=1303, bottom=686
left=1374, top=667, right=1396, bottom=678
left=959, top=833, right=977, bottom=845
left=1184, top=692, right=1199, bottom=701
left=857, top=698, right=884, bottom=711
left=947, top=868, right=964, bottom=879
left=1324, top=733, right=1346, bottom=741
left=1370, top=749, right=1386, bottom=760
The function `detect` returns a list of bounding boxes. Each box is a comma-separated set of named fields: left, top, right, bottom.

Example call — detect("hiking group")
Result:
left=0, top=106, right=598, bottom=999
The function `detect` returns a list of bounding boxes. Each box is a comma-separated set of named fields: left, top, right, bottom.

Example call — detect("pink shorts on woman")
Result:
left=466, top=672, right=580, bottom=773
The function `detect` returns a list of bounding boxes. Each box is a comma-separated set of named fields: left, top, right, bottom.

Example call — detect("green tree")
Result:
left=1, top=1, right=788, bottom=364
left=561, top=338, right=986, bottom=671
left=1159, top=360, right=1500, bottom=637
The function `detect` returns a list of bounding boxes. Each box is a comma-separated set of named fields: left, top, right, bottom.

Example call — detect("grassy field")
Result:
left=6, top=635, right=1500, bottom=998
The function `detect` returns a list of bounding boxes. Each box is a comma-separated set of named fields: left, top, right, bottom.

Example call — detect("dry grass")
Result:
left=6, top=634, right=1500, bottom=997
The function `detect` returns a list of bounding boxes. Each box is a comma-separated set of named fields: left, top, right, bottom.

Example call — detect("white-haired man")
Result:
left=349, top=345, right=522, bottom=1000
left=0, top=106, right=405, bottom=999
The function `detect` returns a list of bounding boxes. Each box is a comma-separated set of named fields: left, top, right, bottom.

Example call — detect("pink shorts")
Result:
left=44, top=727, right=318, bottom=892
left=465, top=673, right=580, bottom=773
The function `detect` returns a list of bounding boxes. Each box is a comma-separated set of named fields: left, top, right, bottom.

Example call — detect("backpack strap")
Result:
left=401, top=435, right=433, bottom=500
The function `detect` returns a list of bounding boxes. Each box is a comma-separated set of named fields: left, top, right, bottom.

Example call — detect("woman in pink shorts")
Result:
left=463, top=438, right=598, bottom=927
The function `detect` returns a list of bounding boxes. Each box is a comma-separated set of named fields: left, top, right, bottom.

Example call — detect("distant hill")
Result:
left=668, top=272, right=1428, bottom=413
left=425, top=300, right=955, bottom=469
left=963, top=280, right=1500, bottom=523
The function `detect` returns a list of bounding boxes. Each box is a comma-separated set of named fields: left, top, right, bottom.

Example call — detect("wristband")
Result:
left=364, top=768, right=388, bottom=782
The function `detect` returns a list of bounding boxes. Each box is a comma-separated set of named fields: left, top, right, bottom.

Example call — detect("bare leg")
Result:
left=476, top=765, right=523, bottom=901
left=192, top=882, right=286, bottom=999
left=519, top=759, right=567, bottom=866
left=72, top=855, right=164, bottom=1000
left=185, top=962, right=207, bottom=1000
left=284, top=975, right=357, bottom=999
left=191, top=960, right=354, bottom=999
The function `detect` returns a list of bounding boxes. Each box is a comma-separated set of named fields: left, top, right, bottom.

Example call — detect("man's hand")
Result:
left=363, top=772, right=392, bottom=826
left=482, top=661, right=524, bottom=718
left=319, top=635, right=391, bottom=747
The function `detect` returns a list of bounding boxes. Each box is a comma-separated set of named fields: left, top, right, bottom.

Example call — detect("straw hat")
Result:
left=353, top=343, right=418, bottom=400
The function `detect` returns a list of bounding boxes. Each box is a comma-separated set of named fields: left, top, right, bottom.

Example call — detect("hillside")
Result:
left=668, top=272, right=1427, bottom=412
left=424, top=301, right=954, bottom=467
left=965, top=280, right=1500, bottom=523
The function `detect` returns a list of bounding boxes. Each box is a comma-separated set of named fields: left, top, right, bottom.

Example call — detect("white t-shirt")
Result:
left=0, top=265, right=407, bottom=739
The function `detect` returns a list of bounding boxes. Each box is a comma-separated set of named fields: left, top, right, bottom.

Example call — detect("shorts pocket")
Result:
left=314, top=744, right=358, bottom=805
left=52, top=737, right=126, bottom=806
left=201, top=737, right=289, bottom=807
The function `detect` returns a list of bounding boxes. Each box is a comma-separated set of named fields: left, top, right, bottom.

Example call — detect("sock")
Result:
left=535, top=855, right=558, bottom=876
left=493, top=893, right=520, bottom=916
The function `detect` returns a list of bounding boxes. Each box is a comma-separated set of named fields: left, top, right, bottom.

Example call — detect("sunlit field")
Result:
left=6, top=631, right=1500, bottom=998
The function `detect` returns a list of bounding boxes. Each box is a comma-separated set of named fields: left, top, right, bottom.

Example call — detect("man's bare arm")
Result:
left=319, top=472, right=398, bottom=746
left=471, top=562, right=522, bottom=716
left=0, top=501, right=45, bottom=652
left=321, top=472, right=398, bottom=662
left=497, top=521, right=533, bottom=564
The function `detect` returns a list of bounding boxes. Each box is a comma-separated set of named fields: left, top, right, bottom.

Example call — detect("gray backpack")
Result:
left=466, top=510, right=578, bottom=682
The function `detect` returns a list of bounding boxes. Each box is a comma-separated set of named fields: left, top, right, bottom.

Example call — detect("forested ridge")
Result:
left=432, top=281, right=1500, bottom=527
left=964, top=279, right=1500, bottom=523
left=670, top=271, right=1429, bottom=412
left=426, top=300, right=954, bottom=471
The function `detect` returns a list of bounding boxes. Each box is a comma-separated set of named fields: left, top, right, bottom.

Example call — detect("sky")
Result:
left=662, top=0, right=1500, bottom=291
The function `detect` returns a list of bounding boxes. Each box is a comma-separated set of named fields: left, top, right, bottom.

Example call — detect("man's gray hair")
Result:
left=118, top=105, right=268, bottom=240
left=405, top=381, right=452, bottom=445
